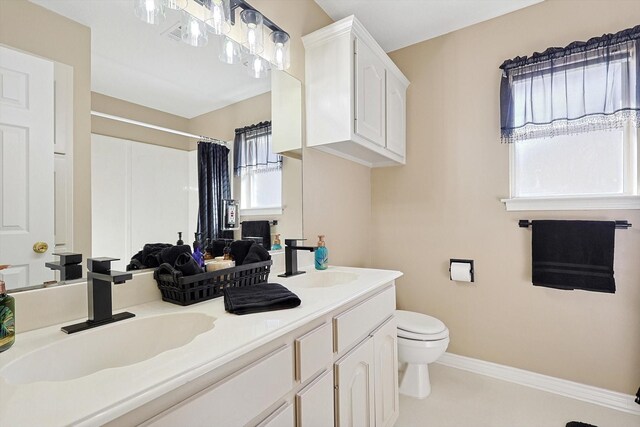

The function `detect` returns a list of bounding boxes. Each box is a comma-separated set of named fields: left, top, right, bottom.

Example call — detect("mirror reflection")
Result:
left=0, top=1, right=303, bottom=291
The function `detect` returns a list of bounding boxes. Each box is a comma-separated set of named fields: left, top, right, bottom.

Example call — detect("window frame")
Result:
left=238, top=168, right=283, bottom=216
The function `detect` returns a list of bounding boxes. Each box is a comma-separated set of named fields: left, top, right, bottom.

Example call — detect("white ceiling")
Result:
left=31, top=0, right=270, bottom=119
left=314, top=0, right=543, bottom=52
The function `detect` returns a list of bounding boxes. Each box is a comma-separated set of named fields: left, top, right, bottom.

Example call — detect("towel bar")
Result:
left=240, top=220, right=278, bottom=226
left=518, top=220, right=632, bottom=229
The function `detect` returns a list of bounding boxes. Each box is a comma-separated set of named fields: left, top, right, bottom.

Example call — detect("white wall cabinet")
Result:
left=303, top=16, right=409, bottom=167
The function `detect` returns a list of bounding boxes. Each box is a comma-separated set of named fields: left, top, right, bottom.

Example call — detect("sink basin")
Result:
left=1, top=312, right=215, bottom=385
left=286, top=271, right=359, bottom=288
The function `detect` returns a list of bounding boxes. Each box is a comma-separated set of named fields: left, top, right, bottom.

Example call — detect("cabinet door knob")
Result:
left=33, top=242, right=49, bottom=254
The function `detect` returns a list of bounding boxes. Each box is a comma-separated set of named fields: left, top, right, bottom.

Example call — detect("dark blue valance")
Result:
left=499, top=25, right=640, bottom=143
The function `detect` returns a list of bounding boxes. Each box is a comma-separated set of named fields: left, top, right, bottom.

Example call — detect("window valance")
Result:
left=233, top=121, right=282, bottom=176
left=499, top=25, right=640, bottom=143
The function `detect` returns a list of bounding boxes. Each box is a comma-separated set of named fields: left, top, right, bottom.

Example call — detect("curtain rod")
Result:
left=91, top=111, right=226, bottom=145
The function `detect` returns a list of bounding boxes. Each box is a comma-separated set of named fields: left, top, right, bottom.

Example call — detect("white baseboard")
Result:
left=437, top=352, right=640, bottom=415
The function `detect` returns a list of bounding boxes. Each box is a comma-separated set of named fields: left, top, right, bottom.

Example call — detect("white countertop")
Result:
left=0, top=265, right=401, bottom=427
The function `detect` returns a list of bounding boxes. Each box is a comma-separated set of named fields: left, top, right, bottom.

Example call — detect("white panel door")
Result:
left=373, top=318, right=399, bottom=427
left=354, top=38, right=386, bottom=147
left=385, top=73, right=406, bottom=157
left=335, top=338, right=375, bottom=427
left=0, top=46, right=54, bottom=290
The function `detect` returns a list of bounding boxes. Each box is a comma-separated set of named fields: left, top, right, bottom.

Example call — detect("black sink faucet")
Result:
left=45, top=252, right=83, bottom=282
left=278, top=239, right=316, bottom=278
left=61, top=258, right=135, bottom=334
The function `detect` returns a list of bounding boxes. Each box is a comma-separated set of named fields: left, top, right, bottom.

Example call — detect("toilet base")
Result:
left=399, top=362, right=431, bottom=399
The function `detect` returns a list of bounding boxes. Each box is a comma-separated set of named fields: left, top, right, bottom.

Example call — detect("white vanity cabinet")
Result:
left=120, top=283, right=398, bottom=427
left=303, top=15, right=409, bottom=168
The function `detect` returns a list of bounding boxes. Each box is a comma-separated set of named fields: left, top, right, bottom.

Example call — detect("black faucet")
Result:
left=45, top=252, right=83, bottom=282
left=278, top=239, right=316, bottom=278
left=61, top=257, right=135, bottom=334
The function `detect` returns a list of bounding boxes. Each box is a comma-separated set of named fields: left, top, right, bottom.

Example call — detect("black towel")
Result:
left=532, top=220, right=616, bottom=293
left=127, top=243, right=172, bottom=270
left=160, top=244, right=192, bottom=266
left=223, top=283, right=301, bottom=315
left=208, top=239, right=229, bottom=257
left=241, top=221, right=272, bottom=248
left=243, top=243, right=271, bottom=265
left=566, top=422, right=598, bottom=427
left=174, top=252, right=203, bottom=276
left=230, top=240, right=255, bottom=265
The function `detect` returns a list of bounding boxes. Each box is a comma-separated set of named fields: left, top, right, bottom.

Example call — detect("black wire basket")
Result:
left=154, top=260, right=272, bottom=306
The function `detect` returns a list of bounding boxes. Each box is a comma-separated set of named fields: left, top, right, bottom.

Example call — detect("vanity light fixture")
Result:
left=240, top=9, right=264, bottom=54
left=204, top=0, right=231, bottom=35
left=165, top=0, right=189, bottom=10
left=133, top=0, right=165, bottom=25
left=181, top=10, right=208, bottom=47
left=270, top=30, right=290, bottom=71
left=219, top=36, right=242, bottom=64
left=133, top=0, right=291, bottom=75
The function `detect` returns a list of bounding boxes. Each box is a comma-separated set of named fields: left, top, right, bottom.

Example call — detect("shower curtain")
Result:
left=197, top=141, right=233, bottom=243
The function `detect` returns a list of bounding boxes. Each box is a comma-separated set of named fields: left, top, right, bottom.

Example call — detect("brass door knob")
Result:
left=33, top=242, right=49, bottom=254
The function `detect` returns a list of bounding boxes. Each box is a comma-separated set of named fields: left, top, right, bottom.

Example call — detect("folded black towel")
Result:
left=208, top=239, right=229, bottom=257
left=532, top=220, right=616, bottom=293
left=243, top=243, right=271, bottom=265
left=127, top=243, right=172, bottom=270
left=223, top=283, right=301, bottom=315
left=241, top=221, right=271, bottom=248
left=160, top=244, right=192, bottom=266
left=566, top=422, right=598, bottom=427
left=174, top=252, right=202, bottom=276
left=230, top=240, right=255, bottom=265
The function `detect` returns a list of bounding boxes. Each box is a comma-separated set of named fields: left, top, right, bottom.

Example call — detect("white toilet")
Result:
left=396, top=310, right=449, bottom=399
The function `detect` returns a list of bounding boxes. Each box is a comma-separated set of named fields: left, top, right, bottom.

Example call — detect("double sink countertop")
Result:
left=0, top=265, right=401, bottom=426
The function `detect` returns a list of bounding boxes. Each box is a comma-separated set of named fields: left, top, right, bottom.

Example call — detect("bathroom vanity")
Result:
left=0, top=265, right=401, bottom=427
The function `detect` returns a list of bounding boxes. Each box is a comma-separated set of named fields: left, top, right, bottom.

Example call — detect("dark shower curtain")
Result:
left=197, top=141, right=233, bottom=243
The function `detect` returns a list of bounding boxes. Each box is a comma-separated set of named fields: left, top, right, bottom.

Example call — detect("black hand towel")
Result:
left=532, top=220, right=616, bottom=293
left=174, top=252, right=203, bottom=276
left=160, top=244, right=192, bottom=266
left=243, top=243, right=271, bottom=265
left=142, top=243, right=172, bottom=268
left=208, top=239, right=229, bottom=257
left=241, top=221, right=272, bottom=248
left=223, top=283, right=301, bottom=315
left=230, top=240, right=255, bottom=265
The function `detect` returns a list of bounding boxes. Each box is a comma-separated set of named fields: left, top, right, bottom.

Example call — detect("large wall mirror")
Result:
left=0, top=1, right=303, bottom=291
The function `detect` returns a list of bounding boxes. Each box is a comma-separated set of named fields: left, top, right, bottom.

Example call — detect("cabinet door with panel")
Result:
left=354, top=37, right=386, bottom=147
left=385, top=72, right=406, bottom=157
left=373, top=317, right=399, bottom=427
left=296, top=370, right=334, bottom=427
left=335, top=338, right=375, bottom=427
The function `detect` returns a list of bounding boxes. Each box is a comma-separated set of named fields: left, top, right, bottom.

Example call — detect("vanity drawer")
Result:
left=333, top=286, right=395, bottom=353
left=295, top=370, right=334, bottom=427
left=295, top=322, right=333, bottom=383
left=146, top=345, right=294, bottom=427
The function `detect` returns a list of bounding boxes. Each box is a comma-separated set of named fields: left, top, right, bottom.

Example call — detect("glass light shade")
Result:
left=219, top=36, right=241, bottom=64
left=241, top=9, right=264, bottom=54
left=245, top=54, right=270, bottom=79
left=270, top=31, right=290, bottom=70
left=165, top=0, right=188, bottom=10
left=204, top=0, right=231, bottom=35
left=181, top=12, right=208, bottom=47
left=134, top=0, right=165, bottom=25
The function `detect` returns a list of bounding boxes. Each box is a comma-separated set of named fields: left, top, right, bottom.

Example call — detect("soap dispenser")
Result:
left=315, top=235, right=328, bottom=270
left=272, top=234, right=282, bottom=250
left=0, top=265, right=15, bottom=353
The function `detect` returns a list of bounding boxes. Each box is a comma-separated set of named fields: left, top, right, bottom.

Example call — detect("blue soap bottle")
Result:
left=315, top=235, right=328, bottom=270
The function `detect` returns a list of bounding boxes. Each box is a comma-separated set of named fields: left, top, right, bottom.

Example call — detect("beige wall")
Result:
left=92, top=92, right=191, bottom=150
left=372, top=0, right=640, bottom=393
left=0, top=0, right=92, bottom=258
left=252, top=0, right=373, bottom=267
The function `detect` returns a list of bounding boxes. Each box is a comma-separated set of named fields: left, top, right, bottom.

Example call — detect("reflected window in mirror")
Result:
left=234, top=122, right=283, bottom=215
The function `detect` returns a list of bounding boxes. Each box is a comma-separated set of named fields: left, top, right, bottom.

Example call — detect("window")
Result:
left=500, top=27, right=640, bottom=210
left=233, top=121, right=283, bottom=215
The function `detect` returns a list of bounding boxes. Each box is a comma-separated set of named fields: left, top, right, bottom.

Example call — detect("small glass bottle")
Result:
left=271, top=234, right=282, bottom=250
left=0, top=265, right=15, bottom=353
left=315, top=235, right=328, bottom=270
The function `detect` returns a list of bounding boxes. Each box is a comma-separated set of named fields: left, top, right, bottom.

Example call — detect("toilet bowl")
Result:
left=396, top=310, right=449, bottom=399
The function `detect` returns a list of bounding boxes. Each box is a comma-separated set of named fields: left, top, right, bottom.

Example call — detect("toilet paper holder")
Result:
left=449, top=259, right=474, bottom=282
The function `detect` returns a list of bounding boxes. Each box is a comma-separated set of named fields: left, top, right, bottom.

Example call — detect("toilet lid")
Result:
left=395, top=310, right=446, bottom=336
